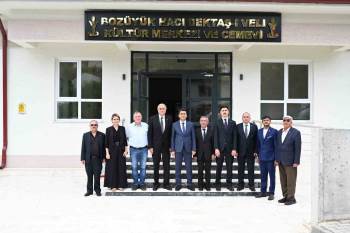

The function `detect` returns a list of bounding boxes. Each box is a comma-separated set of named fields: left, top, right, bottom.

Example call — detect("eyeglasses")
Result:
left=283, top=119, right=291, bottom=122
left=90, top=124, right=98, bottom=126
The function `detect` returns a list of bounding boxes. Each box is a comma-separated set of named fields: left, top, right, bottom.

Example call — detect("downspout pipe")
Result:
left=0, top=17, right=8, bottom=169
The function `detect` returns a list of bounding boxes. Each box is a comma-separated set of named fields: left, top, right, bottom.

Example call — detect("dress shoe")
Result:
left=205, top=185, right=211, bottom=191
left=268, top=194, right=275, bottom=201
left=198, top=186, right=204, bottom=191
left=285, top=199, right=297, bottom=205
left=163, top=185, right=172, bottom=191
left=187, top=185, right=195, bottom=191
left=153, top=183, right=159, bottom=191
left=249, top=186, right=256, bottom=192
left=255, top=192, right=267, bottom=198
left=215, top=184, right=221, bottom=191
left=278, top=197, right=287, bottom=203
left=237, top=186, right=244, bottom=191
left=140, top=184, right=147, bottom=191
left=131, top=185, right=138, bottom=191
left=227, top=185, right=235, bottom=191
left=84, top=192, right=93, bottom=196
left=175, top=185, right=181, bottom=191
left=96, top=192, right=102, bottom=196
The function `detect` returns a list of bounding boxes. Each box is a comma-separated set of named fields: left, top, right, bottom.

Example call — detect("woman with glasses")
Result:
left=104, top=113, right=128, bottom=191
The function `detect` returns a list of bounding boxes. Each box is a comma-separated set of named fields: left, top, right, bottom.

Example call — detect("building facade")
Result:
left=0, top=0, right=350, bottom=167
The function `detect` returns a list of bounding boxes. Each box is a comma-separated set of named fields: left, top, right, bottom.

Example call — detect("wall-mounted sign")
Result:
left=85, top=10, right=281, bottom=42
left=18, top=102, right=26, bottom=114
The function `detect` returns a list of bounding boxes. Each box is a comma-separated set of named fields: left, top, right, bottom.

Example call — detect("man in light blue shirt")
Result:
left=126, top=112, right=149, bottom=191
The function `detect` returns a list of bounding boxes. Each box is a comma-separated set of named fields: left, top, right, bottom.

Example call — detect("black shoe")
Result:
left=187, top=185, right=195, bottom=191
left=205, top=185, right=211, bottom=191
left=163, top=185, right=172, bottom=191
left=268, top=194, right=275, bottom=201
left=95, top=191, right=102, bottom=196
left=131, top=185, right=138, bottom=191
left=237, top=186, right=244, bottom=191
left=153, top=183, right=159, bottom=191
left=198, top=186, right=204, bottom=191
left=215, top=184, right=221, bottom=191
left=175, top=185, right=181, bottom=191
left=285, top=199, right=296, bottom=205
left=227, top=185, right=235, bottom=191
left=249, top=186, right=256, bottom=192
left=255, top=192, right=267, bottom=198
left=84, top=192, right=93, bottom=196
left=140, top=184, right=147, bottom=191
left=278, top=197, right=287, bottom=203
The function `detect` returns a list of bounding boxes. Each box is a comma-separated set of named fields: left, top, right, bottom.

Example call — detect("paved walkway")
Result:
left=312, top=220, right=350, bottom=233
left=0, top=166, right=311, bottom=233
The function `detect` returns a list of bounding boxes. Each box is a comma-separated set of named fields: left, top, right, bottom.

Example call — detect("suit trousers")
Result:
left=152, top=148, right=170, bottom=186
left=259, top=160, right=276, bottom=194
left=85, top=157, right=102, bottom=193
left=175, top=151, right=192, bottom=186
left=197, top=155, right=212, bottom=188
left=279, top=164, right=297, bottom=200
left=215, top=150, right=234, bottom=186
left=237, top=155, right=255, bottom=188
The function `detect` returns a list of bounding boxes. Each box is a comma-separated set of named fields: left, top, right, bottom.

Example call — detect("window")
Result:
left=56, top=60, right=102, bottom=120
left=260, top=62, right=311, bottom=120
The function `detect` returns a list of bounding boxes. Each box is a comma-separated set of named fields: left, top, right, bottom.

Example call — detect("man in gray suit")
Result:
left=275, top=115, right=301, bottom=205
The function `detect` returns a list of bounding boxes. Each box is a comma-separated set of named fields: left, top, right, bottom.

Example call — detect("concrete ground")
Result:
left=0, top=157, right=311, bottom=233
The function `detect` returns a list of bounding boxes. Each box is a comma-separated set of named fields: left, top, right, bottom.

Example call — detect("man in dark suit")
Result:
left=236, top=112, right=258, bottom=191
left=214, top=105, right=238, bottom=191
left=171, top=108, right=196, bottom=191
left=275, top=115, right=302, bottom=206
left=195, top=116, right=215, bottom=191
left=256, top=115, right=278, bottom=200
left=81, top=120, right=106, bottom=196
left=148, top=103, right=173, bottom=191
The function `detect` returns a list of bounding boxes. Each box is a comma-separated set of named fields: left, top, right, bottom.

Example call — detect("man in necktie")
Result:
left=147, top=103, right=173, bottom=191
left=256, top=115, right=278, bottom=200
left=236, top=112, right=258, bottom=191
left=195, top=116, right=215, bottom=191
left=213, top=106, right=238, bottom=191
left=171, top=108, right=196, bottom=191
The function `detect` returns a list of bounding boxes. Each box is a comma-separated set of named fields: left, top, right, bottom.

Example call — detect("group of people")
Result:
left=81, top=103, right=301, bottom=206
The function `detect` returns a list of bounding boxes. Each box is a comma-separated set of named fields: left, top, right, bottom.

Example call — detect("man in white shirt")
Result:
left=127, top=112, right=149, bottom=191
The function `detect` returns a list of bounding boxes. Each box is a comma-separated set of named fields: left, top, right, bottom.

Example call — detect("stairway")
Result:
left=105, top=157, right=261, bottom=196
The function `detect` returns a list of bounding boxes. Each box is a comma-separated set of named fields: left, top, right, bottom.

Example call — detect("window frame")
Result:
left=55, top=58, right=103, bottom=123
left=259, top=60, right=313, bottom=122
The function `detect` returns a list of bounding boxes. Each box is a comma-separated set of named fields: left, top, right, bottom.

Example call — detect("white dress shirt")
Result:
left=281, top=127, right=291, bottom=143
left=159, top=115, right=166, bottom=131
left=263, top=127, right=269, bottom=139
left=201, top=127, right=208, bottom=139
left=126, top=122, right=148, bottom=148
left=243, top=123, right=250, bottom=137
left=180, top=120, right=186, bottom=132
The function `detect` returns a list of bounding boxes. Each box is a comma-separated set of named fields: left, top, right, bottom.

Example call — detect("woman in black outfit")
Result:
left=104, top=113, right=128, bottom=191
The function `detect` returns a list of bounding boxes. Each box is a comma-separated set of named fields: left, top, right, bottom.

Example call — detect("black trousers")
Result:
left=215, top=150, right=234, bottom=186
left=198, top=155, right=212, bottom=188
left=237, top=155, right=255, bottom=188
left=85, top=157, right=102, bottom=193
left=152, top=147, right=170, bottom=186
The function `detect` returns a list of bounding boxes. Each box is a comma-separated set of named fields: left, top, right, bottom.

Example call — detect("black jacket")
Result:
left=147, top=115, right=172, bottom=153
left=81, top=131, right=106, bottom=163
left=275, top=127, right=302, bottom=166
left=236, top=122, right=258, bottom=157
left=214, top=118, right=238, bottom=152
left=195, top=126, right=215, bottom=160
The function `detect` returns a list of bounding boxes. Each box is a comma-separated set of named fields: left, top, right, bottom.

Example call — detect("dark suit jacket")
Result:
left=195, top=126, right=215, bottom=160
left=105, top=126, right=128, bottom=153
left=237, top=122, right=258, bottom=157
left=147, top=115, right=172, bottom=154
left=214, top=118, right=237, bottom=152
left=275, top=127, right=302, bottom=166
left=171, top=121, right=196, bottom=153
left=257, top=127, right=278, bottom=161
left=81, top=131, right=106, bottom=163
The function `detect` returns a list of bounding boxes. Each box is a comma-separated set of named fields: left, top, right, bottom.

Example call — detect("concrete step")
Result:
left=106, top=190, right=261, bottom=196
